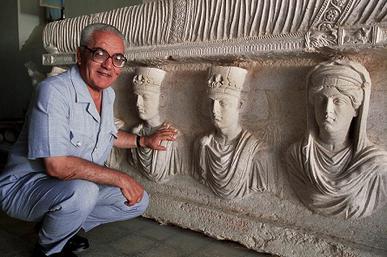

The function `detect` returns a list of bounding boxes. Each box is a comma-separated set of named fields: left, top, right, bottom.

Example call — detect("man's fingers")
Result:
left=161, top=122, right=171, bottom=129
left=124, top=194, right=142, bottom=205
left=159, top=122, right=178, bottom=132
left=155, top=135, right=176, bottom=142
left=136, top=191, right=144, bottom=202
left=152, top=145, right=167, bottom=151
left=125, top=193, right=143, bottom=206
left=141, top=124, right=179, bottom=150
left=155, top=130, right=178, bottom=138
left=121, top=182, right=144, bottom=206
left=161, top=122, right=174, bottom=129
left=156, top=128, right=178, bottom=135
left=125, top=200, right=135, bottom=206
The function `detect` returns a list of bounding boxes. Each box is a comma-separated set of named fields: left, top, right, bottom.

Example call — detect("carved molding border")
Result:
left=127, top=33, right=306, bottom=62
left=305, top=23, right=387, bottom=50
left=42, top=23, right=387, bottom=66
left=42, top=0, right=387, bottom=66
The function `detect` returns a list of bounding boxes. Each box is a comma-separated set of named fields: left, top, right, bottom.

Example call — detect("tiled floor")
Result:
left=0, top=211, right=276, bottom=257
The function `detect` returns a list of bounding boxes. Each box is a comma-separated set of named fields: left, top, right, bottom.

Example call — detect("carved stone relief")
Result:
left=286, top=59, right=387, bottom=219
left=128, top=67, right=183, bottom=183
left=193, top=66, right=268, bottom=200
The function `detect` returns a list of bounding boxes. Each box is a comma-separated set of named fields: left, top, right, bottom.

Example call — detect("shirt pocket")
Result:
left=69, top=129, right=95, bottom=159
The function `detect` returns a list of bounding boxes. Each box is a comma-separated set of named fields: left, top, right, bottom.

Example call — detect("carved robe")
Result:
left=129, top=123, right=181, bottom=183
left=195, top=130, right=267, bottom=199
left=287, top=138, right=387, bottom=218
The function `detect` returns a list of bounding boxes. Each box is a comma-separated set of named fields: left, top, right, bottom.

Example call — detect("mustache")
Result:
left=97, top=70, right=112, bottom=77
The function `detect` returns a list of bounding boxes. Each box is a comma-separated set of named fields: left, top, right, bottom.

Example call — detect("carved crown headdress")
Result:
left=132, top=67, right=166, bottom=93
left=207, top=66, right=248, bottom=98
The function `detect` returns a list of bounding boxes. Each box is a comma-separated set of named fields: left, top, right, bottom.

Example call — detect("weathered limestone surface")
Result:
left=41, top=1, right=387, bottom=257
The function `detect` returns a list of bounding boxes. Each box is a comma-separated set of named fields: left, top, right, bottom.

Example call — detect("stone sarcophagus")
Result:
left=41, top=1, right=387, bottom=257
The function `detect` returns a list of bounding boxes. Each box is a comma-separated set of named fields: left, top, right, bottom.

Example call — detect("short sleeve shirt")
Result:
left=1, top=66, right=117, bottom=178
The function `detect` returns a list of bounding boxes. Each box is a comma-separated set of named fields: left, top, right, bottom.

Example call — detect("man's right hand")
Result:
left=119, top=173, right=144, bottom=206
left=44, top=156, right=145, bottom=205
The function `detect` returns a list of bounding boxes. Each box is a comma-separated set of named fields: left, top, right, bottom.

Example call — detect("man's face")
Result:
left=77, top=31, right=125, bottom=91
left=135, top=90, right=160, bottom=121
left=313, top=87, right=357, bottom=137
left=209, top=94, right=240, bottom=130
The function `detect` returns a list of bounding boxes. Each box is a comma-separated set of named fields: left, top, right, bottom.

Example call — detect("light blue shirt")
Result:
left=1, top=66, right=117, bottom=178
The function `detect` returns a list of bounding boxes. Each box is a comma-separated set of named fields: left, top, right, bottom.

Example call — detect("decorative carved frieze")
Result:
left=42, top=53, right=76, bottom=66
left=42, top=0, right=387, bottom=65
left=306, top=24, right=387, bottom=50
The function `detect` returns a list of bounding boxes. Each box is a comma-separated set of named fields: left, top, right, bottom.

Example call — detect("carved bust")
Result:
left=287, top=59, right=387, bottom=219
left=129, top=67, right=182, bottom=183
left=193, top=66, right=268, bottom=200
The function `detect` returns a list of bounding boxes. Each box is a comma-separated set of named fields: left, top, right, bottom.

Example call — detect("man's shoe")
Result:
left=32, top=244, right=78, bottom=257
left=33, top=223, right=88, bottom=253
left=63, top=235, right=89, bottom=253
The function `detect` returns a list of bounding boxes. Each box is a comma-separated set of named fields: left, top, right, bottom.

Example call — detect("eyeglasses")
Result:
left=81, top=45, right=127, bottom=68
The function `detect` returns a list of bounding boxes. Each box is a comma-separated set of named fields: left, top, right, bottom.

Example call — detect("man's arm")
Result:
left=44, top=124, right=177, bottom=205
left=114, top=122, right=178, bottom=150
left=43, top=123, right=178, bottom=205
left=44, top=156, right=143, bottom=205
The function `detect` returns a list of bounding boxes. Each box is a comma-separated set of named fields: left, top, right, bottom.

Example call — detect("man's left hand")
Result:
left=142, top=122, right=178, bottom=150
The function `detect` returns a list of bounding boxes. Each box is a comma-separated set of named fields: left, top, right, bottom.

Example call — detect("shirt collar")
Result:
left=70, top=65, right=114, bottom=104
left=70, top=65, right=115, bottom=123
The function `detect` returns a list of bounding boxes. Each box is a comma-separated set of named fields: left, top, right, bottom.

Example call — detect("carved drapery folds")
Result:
left=286, top=59, right=387, bottom=219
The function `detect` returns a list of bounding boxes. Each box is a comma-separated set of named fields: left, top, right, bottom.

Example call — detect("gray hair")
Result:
left=80, top=23, right=127, bottom=49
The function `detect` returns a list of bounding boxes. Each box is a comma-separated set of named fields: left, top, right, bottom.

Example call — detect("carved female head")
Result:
left=307, top=59, right=371, bottom=143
